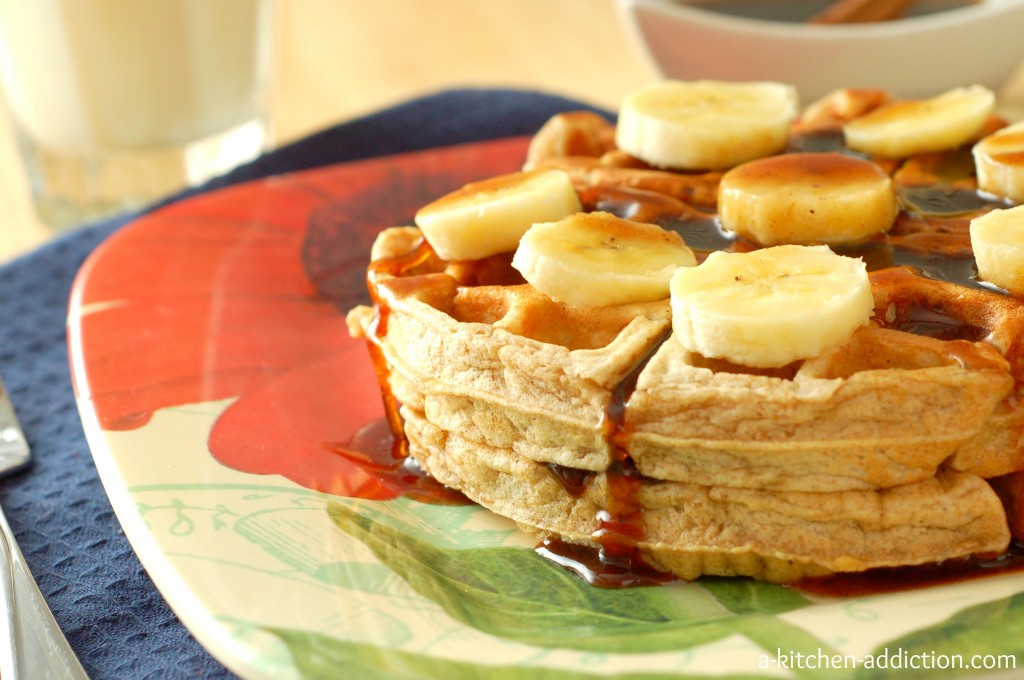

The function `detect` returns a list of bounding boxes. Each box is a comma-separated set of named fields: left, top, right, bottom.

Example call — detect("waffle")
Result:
left=347, top=87, right=1024, bottom=584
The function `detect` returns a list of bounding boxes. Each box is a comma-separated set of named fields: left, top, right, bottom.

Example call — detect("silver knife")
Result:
left=0, top=378, right=29, bottom=476
left=0, top=376, right=89, bottom=679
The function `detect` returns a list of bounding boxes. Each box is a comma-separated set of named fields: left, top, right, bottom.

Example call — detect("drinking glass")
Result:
left=0, top=0, right=275, bottom=229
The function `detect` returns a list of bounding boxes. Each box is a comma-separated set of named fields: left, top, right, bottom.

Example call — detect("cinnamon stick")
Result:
left=809, top=0, right=920, bottom=23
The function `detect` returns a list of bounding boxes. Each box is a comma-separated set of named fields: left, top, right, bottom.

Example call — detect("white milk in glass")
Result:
left=0, top=0, right=273, bottom=228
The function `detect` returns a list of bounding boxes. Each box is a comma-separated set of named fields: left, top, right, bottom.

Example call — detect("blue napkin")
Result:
left=0, top=89, right=609, bottom=679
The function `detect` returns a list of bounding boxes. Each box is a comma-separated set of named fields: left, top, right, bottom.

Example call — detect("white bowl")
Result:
left=617, top=0, right=1024, bottom=103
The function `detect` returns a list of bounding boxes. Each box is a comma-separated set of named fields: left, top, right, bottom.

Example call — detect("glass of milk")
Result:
left=0, top=0, right=274, bottom=230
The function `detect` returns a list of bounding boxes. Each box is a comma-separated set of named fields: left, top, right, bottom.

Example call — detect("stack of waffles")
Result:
left=347, top=81, right=1024, bottom=584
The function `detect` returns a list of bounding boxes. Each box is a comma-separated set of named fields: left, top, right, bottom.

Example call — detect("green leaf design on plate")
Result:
left=262, top=626, right=773, bottom=680
left=697, top=576, right=812, bottom=615
left=857, top=592, right=1024, bottom=679
left=327, top=499, right=815, bottom=655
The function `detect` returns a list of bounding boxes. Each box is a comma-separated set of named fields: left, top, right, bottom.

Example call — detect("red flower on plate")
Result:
left=71, top=137, right=528, bottom=500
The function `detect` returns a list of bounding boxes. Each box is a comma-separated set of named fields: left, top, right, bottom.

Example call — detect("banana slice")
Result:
left=414, top=169, right=582, bottom=261
left=511, top=211, right=696, bottom=307
left=615, top=80, right=799, bottom=171
left=970, top=205, right=1024, bottom=296
left=670, top=245, right=873, bottom=368
left=974, top=120, right=1024, bottom=203
left=719, top=152, right=898, bottom=246
left=843, top=85, right=995, bottom=158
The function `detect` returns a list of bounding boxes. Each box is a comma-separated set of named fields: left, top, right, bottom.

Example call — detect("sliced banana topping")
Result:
left=511, top=211, right=696, bottom=307
left=973, top=120, right=1024, bottom=203
left=615, top=80, right=799, bottom=171
left=414, top=169, right=582, bottom=261
left=843, top=85, right=995, bottom=158
left=970, top=205, right=1024, bottom=296
left=719, top=152, right=898, bottom=246
left=670, top=245, right=873, bottom=368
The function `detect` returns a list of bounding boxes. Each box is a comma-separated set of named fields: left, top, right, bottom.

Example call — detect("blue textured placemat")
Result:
left=0, top=88, right=609, bottom=679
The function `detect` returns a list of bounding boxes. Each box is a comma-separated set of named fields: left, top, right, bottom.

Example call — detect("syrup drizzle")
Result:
left=881, top=302, right=990, bottom=342
left=365, top=237, right=437, bottom=460
left=546, top=463, right=594, bottom=497
left=537, top=330, right=676, bottom=588
left=358, top=236, right=473, bottom=504
left=899, top=184, right=1010, bottom=216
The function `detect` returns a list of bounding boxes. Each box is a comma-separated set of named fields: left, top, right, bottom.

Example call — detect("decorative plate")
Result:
left=68, top=137, right=1024, bottom=679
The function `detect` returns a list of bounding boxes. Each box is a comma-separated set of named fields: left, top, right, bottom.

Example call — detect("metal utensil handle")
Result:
left=0, top=510, right=16, bottom=680
left=0, top=504, right=89, bottom=679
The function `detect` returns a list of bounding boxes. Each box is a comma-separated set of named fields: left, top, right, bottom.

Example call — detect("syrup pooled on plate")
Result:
left=536, top=536, right=676, bottom=589
left=795, top=543, right=1024, bottom=597
left=335, top=416, right=469, bottom=506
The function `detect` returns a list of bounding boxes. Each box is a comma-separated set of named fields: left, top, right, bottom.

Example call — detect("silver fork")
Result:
left=0, top=375, right=89, bottom=679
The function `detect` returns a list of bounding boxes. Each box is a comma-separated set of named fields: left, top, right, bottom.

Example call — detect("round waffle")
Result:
left=347, top=86, right=1024, bottom=584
